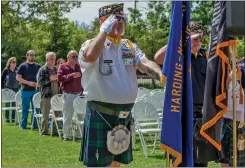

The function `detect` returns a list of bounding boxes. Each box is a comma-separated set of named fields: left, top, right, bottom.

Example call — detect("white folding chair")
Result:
left=15, top=91, right=35, bottom=127
left=31, top=92, right=42, bottom=134
left=137, top=87, right=150, bottom=98
left=1, top=89, right=16, bottom=124
left=72, top=96, right=86, bottom=141
left=132, top=98, right=161, bottom=158
left=50, top=94, right=64, bottom=139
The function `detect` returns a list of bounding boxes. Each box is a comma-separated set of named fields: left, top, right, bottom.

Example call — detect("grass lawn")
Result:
left=1, top=123, right=220, bottom=167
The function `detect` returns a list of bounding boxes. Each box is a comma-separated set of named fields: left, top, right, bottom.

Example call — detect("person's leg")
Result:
left=79, top=106, right=115, bottom=167
left=5, top=102, right=10, bottom=123
left=62, top=93, right=75, bottom=140
left=11, top=102, right=16, bottom=123
left=40, top=97, right=51, bottom=135
left=21, top=90, right=31, bottom=129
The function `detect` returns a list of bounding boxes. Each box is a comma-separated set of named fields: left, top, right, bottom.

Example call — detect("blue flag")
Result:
left=160, top=1, right=193, bottom=167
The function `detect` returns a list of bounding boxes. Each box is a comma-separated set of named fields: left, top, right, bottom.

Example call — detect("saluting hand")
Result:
left=100, top=15, right=118, bottom=34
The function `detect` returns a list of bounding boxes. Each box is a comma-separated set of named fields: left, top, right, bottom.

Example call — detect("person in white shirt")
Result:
left=78, top=3, right=163, bottom=167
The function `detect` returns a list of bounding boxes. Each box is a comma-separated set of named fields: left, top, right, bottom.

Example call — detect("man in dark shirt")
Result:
left=37, top=52, right=59, bottom=136
left=58, top=50, right=83, bottom=141
left=16, top=50, right=41, bottom=129
left=154, top=22, right=210, bottom=166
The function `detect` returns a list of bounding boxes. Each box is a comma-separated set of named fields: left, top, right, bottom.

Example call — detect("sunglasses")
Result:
left=115, top=15, right=125, bottom=21
left=11, top=61, right=16, bottom=63
left=72, top=55, right=78, bottom=59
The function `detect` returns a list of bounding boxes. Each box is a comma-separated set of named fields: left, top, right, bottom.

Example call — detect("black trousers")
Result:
left=193, top=105, right=208, bottom=167
left=194, top=162, right=208, bottom=167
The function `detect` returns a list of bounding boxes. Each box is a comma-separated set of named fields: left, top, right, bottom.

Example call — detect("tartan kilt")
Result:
left=220, top=120, right=245, bottom=167
left=79, top=104, right=133, bottom=167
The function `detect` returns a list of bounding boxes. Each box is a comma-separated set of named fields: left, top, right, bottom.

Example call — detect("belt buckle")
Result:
left=118, top=111, right=130, bottom=119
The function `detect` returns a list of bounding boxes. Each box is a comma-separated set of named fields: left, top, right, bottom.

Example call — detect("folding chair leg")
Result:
left=78, top=124, right=83, bottom=139
left=50, top=118, right=53, bottom=137
left=31, top=111, right=35, bottom=131
left=14, top=109, right=18, bottom=127
left=2, top=112, right=6, bottom=125
left=138, top=132, right=148, bottom=158
left=72, top=123, right=76, bottom=142
left=54, top=119, right=62, bottom=140
left=36, top=116, right=41, bottom=136
left=152, top=133, right=158, bottom=154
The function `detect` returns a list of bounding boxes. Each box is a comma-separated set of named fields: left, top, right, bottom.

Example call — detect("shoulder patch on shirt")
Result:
left=121, top=39, right=135, bottom=59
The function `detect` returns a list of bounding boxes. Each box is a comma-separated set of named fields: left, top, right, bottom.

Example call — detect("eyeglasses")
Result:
left=28, top=54, right=35, bottom=57
left=72, top=55, right=78, bottom=59
left=115, top=15, right=125, bottom=21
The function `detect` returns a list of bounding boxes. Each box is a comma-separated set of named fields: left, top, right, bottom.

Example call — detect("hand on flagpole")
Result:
left=160, top=74, right=167, bottom=84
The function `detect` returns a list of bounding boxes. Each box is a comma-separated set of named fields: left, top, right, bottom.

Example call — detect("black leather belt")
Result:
left=194, top=105, right=203, bottom=119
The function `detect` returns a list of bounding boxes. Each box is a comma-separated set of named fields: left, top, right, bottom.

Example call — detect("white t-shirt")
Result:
left=224, top=81, right=244, bottom=122
left=78, top=38, right=146, bottom=104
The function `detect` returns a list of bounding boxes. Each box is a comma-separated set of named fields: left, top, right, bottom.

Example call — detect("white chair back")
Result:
left=32, top=92, right=41, bottom=109
left=15, top=91, right=22, bottom=105
left=150, top=89, right=163, bottom=94
left=132, top=98, right=159, bottom=121
left=50, top=94, right=63, bottom=111
left=150, top=91, right=165, bottom=108
left=143, top=94, right=162, bottom=111
left=137, top=87, right=150, bottom=98
left=73, top=96, right=86, bottom=115
left=1, top=89, right=16, bottom=103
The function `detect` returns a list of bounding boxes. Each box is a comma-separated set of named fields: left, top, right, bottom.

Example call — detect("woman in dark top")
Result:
left=1, top=57, right=19, bottom=123
left=56, top=58, right=66, bottom=94
left=57, top=58, right=66, bottom=69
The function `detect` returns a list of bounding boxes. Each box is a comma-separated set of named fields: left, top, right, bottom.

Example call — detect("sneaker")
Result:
left=75, top=136, right=82, bottom=140
left=41, top=132, right=50, bottom=136
left=63, top=138, right=72, bottom=141
left=63, top=136, right=72, bottom=141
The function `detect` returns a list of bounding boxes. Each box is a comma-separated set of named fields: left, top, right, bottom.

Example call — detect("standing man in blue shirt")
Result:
left=16, top=50, right=41, bottom=130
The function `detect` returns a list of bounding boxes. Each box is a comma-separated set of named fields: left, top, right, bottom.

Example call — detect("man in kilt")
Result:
left=78, top=3, right=163, bottom=167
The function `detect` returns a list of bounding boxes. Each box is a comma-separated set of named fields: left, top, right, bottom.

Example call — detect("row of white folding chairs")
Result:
left=31, top=93, right=86, bottom=141
left=1, top=89, right=86, bottom=141
left=1, top=89, right=33, bottom=126
left=131, top=97, right=162, bottom=158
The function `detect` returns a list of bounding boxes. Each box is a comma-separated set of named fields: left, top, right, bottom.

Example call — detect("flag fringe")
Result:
left=200, top=40, right=237, bottom=151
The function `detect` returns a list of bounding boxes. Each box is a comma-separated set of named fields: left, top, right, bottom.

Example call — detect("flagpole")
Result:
left=231, top=44, right=237, bottom=167
left=166, top=151, right=170, bottom=167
